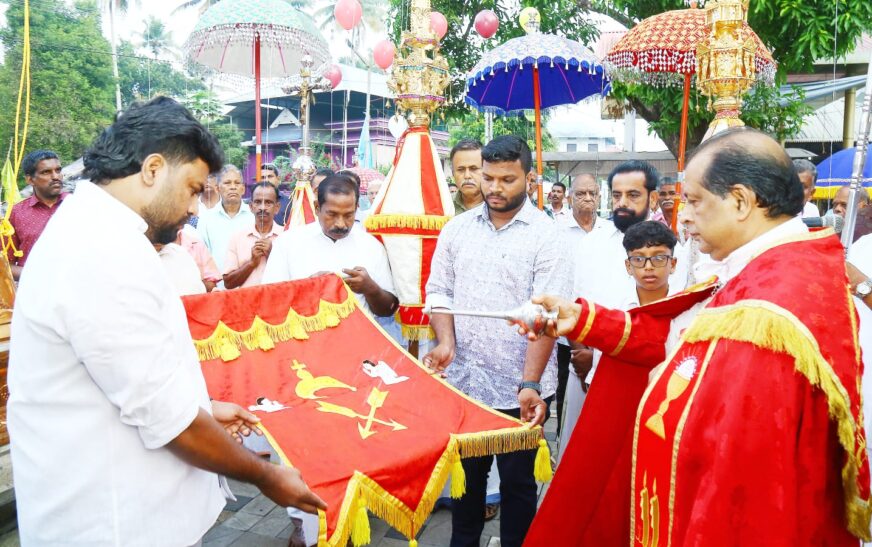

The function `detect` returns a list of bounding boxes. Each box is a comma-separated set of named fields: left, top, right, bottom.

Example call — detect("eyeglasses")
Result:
left=627, top=255, right=672, bottom=268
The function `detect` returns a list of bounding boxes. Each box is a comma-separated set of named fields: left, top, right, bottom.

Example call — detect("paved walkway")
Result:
left=0, top=410, right=559, bottom=547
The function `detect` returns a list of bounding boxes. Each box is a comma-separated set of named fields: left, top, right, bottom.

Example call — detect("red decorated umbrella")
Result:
left=605, top=8, right=775, bottom=230
left=345, top=166, right=385, bottom=194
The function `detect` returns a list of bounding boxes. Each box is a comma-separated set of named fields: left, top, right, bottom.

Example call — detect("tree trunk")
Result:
left=109, top=1, right=122, bottom=112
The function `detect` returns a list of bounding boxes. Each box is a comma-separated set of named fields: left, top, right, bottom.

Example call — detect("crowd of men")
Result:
left=5, top=96, right=872, bottom=546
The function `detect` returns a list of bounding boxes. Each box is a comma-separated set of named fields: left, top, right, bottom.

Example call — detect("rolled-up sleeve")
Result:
left=66, top=245, right=202, bottom=449
left=425, top=220, right=458, bottom=310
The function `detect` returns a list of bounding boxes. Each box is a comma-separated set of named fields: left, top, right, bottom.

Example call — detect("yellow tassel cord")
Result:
left=364, top=214, right=451, bottom=234
left=534, top=439, right=554, bottom=483
left=193, top=295, right=356, bottom=362
left=409, top=541, right=418, bottom=547
left=400, top=323, right=435, bottom=342
left=351, top=498, right=371, bottom=547
left=449, top=447, right=466, bottom=499
left=682, top=301, right=872, bottom=540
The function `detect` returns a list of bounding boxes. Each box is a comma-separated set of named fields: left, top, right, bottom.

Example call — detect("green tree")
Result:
left=116, top=42, right=205, bottom=106
left=178, top=89, right=248, bottom=169
left=139, top=15, right=174, bottom=59
left=583, top=0, right=872, bottom=155
left=448, top=112, right=556, bottom=154
left=386, top=0, right=599, bottom=120
left=0, top=0, right=115, bottom=163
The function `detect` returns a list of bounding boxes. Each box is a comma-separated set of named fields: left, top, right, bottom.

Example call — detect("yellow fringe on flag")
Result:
left=400, top=324, right=435, bottom=342
left=351, top=498, right=370, bottom=547
left=409, top=541, right=418, bottom=547
left=364, top=214, right=451, bottom=233
left=449, top=449, right=466, bottom=499
left=682, top=300, right=872, bottom=541
left=193, top=295, right=356, bottom=362
left=534, top=439, right=553, bottom=483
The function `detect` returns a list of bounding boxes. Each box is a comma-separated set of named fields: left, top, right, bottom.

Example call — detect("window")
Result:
left=566, top=143, right=577, bottom=152
left=588, top=143, right=599, bottom=152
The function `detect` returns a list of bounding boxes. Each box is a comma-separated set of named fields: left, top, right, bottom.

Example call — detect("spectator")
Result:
left=223, top=182, right=283, bottom=289
left=450, top=139, right=484, bottom=215
left=197, top=165, right=255, bottom=272
left=6, top=150, right=68, bottom=280
left=793, top=159, right=820, bottom=218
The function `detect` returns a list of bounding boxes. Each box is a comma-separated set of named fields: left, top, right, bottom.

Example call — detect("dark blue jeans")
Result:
left=450, top=398, right=552, bottom=547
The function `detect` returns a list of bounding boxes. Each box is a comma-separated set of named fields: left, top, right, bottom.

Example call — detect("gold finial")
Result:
left=387, top=0, right=450, bottom=129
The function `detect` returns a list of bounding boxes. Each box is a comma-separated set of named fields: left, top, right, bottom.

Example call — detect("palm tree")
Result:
left=100, top=0, right=139, bottom=112
left=139, top=16, right=173, bottom=59
left=171, top=0, right=221, bottom=15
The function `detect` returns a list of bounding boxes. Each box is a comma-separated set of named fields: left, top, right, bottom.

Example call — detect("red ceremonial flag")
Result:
left=182, top=275, right=547, bottom=546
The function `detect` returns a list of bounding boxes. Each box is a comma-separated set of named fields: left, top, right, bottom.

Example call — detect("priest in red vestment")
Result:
left=521, top=128, right=871, bottom=546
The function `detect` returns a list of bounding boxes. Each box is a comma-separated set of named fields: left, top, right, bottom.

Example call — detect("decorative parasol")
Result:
left=345, top=166, right=385, bottom=194
left=815, top=147, right=872, bottom=200
left=464, top=7, right=609, bottom=209
left=605, top=7, right=775, bottom=230
left=183, top=0, right=330, bottom=182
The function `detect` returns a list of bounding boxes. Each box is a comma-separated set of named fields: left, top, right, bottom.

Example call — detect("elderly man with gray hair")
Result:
left=196, top=164, right=255, bottom=272
left=793, top=158, right=820, bottom=218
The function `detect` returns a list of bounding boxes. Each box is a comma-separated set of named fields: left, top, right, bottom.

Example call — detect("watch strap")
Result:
left=518, top=381, right=542, bottom=394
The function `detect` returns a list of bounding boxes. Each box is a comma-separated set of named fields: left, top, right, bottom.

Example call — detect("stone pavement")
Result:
left=0, top=410, right=559, bottom=547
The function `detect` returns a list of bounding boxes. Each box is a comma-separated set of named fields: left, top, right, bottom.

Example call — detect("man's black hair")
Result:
left=336, top=169, right=362, bottom=189
left=688, top=127, right=803, bottom=218
left=251, top=181, right=279, bottom=200
left=607, top=160, right=660, bottom=193
left=450, top=139, right=483, bottom=162
left=83, top=96, right=224, bottom=185
left=622, top=221, right=678, bottom=253
left=481, top=135, right=532, bottom=174
left=317, top=174, right=359, bottom=206
left=22, top=150, right=60, bottom=177
left=315, top=168, right=335, bottom=179
left=552, top=181, right=566, bottom=191
left=261, top=163, right=280, bottom=177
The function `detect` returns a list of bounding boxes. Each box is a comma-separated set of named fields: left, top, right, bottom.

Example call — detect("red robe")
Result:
left=525, top=230, right=871, bottom=546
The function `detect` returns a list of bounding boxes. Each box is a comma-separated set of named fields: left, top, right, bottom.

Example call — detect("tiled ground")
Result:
left=0, top=409, right=559, bottom=547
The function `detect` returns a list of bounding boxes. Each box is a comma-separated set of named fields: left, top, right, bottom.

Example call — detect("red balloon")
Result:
left=474, top=9, right=499, bottom=39
left=324, top=64, right=342, bottom=88
left=373, top=39, right=396, bottom=70
left=334, top=0, right=362, bottom=31
left=430, top=11, right=448, bottom=40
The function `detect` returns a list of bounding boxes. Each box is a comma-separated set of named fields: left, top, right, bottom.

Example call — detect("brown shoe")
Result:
left=484, top=502, right=499, bottom=521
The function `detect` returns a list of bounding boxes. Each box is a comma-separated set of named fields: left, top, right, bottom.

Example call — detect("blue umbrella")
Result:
left=464, top=8, right=609, bottom=208
left=815, top=148, right=872, bottom=200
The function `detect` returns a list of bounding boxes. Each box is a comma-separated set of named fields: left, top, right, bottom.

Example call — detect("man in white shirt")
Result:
left=197, top=165, right=255, bottom=272
left=155, top=222, right=207, bottom=296
left=263, top=175, right=398, bottom=317
left=7, top=97, right=325, bottom=546
left=547, top=181, right=573, bottom=226
left=793, top=159, right=820, bottom=218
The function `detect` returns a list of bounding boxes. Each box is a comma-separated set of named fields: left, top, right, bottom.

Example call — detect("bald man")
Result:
left=833, top=185, right=871, bottom=218
left=526, top=127, right=870, bottom=546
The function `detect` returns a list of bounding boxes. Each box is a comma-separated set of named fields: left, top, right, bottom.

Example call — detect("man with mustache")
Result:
left=7, top=97, right=325, bottom=546
left=423, top=135, right=571, bottom=547
left=196, top=164, right=255, bottom=273
left=450, top=139, right=484, bottom=215
left=263, top=175, right=398, bottom=318
left=651, top=176, right=678, bottom=228
left=6, top=149, right=67, bottom=280
left=222, top=182, right=283, bottom=289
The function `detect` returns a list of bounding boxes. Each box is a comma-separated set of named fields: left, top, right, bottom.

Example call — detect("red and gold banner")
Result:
left=182, top=275, right=546, bottom=546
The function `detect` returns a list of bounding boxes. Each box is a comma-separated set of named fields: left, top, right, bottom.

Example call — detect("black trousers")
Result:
left=450, top=401, right=553, bottom=547
left=556, top=343, right=571, bottom=435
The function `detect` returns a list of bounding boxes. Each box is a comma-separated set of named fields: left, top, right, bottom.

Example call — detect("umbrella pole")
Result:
left=670, top=73, right=691, bottom=233
left=533, top=66, right=544, bottom=210
left=254, top=34, right=262, bottom=184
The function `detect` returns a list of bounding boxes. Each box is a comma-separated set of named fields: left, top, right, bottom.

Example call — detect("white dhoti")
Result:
left=557, top=369, right=587, bottom=465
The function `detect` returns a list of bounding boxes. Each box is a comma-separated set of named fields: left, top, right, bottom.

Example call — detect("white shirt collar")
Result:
left=693, top=216, right=808, bottom=285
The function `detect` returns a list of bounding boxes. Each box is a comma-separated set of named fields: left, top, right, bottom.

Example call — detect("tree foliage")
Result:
left=0, top=0, right=115, bottom=163
left=448, top=112, right=555, bottom=153
left=116, top=42, right=205, bottom=107
left=586, top=0, right=872, bottom=154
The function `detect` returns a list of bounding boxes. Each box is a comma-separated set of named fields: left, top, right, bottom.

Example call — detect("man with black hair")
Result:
left=547, top=181, right=571, bottom=225
left=223, top=181, right=283, bottom=289
left=450, top=138, right=484, bottom=214
left=6, top=149, right=67, bottom=280
left=311, top=167, right=335, bottom=193
left=7, top=96, right=325, bottom=546
left=424, top=135, right=570, bottom=547
left=264, top=175, right=398, bottom=317
left=525, top=127, right=870, bottom=546
left=794, top=158, right=820, bottom=218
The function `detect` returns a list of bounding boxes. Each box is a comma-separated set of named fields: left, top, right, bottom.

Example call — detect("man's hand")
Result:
left=516, top=295, right=582, bottom=341
left=422, top=342, right=455, bottom=374
left=256, top=464, right=328, bottom=514
left=211, top=400, right=263, bottom=443
left=518, top=388, right=547, bottom=427
left=341, top=267, right=379, bottom=295
left=569, top=348, right=594, bottom=378
left=254, top=238, right=273, bottom=260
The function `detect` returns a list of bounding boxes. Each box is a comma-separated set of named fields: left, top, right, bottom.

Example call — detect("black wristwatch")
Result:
left=517, top=381, right=542, bottom=395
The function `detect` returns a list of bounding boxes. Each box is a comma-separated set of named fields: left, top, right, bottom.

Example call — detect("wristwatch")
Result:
left=517, top=381, right=542, bottom=395
left=856, top=279, right=872, bottom=298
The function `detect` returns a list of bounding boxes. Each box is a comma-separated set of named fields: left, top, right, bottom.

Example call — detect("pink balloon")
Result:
left=373, top=39, right=396, bottom=70
left=430, top=11, right=448, bottom=40
left=475, top=9, right=499, bottom=39
left=324, top=64, right=342, bottom=88
left=334, top=0, right=362, bottom=31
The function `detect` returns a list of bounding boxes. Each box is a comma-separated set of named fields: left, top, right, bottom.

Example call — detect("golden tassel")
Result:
left=450, top=452, right=466, bottom=499
left=351, top=497, right=371, bottom=546
left=534, top=439, right=553, bottom=483
left=409, top=541, right=418, bottom=547
left=219, top=337, right=241, bottom=362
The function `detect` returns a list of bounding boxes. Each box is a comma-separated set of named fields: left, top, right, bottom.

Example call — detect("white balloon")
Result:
left=388, top=114, right=409, bottom=141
